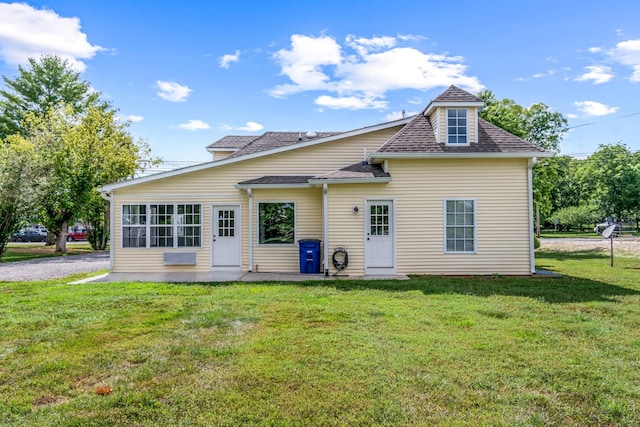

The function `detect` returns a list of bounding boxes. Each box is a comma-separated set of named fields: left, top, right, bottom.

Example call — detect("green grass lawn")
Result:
left=1, top=242, right=97, bottom=263
left=1, top=250, right=639, bottom=426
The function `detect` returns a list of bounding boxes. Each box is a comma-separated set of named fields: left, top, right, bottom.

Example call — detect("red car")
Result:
left=66, top=230, right=87, bottom=241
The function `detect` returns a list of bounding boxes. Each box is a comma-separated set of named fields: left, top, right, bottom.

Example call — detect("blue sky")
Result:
left=1, top=1, right=639, bottom=169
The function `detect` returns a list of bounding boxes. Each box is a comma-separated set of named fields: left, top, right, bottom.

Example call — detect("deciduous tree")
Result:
left=580, top=143, right=640, bottom=220
left=0, top=137, right=43, bottom=258
left=0, top=55, right=106, bottom=139
left=20, top=105, right=155, bottom=253
left=478, top=90, right=569, bottom=233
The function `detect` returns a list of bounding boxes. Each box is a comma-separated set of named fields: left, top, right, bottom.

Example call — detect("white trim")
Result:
left=322, top=184, right=328, bottom=276
left=425, top=101, right=483, bottom=116
left=256, top=201, right=297, bottom=246
left=206, top=147, right=239, bottom=153
left=307, top=177, right=391, bottom=185
left=248, top=189, right=253, bottom=272
left=443, top=198, right=477, bottom=254
left=100, top=191, right=115, bottom=270
left=364, top=198, right=397, bottom=275
left=371, top=151, right=552, bottom=160
left=117, top=193, right=240, bottom=200
left=101, top=118, right=411, bottom=192
left=528, top=157, right=537, bottom=274
left=235, top=183, right=312, bottom=190
left=211, top=204, right=242, bottom=271
left=474, top=107, right=479, bottom=144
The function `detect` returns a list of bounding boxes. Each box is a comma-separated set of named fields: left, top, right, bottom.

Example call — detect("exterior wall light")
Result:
left=353, top=206, right=359, bottom=214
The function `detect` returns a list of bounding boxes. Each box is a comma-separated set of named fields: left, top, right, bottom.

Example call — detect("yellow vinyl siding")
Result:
left=323, top=158, right=531, bottom=276
left=252, top=188, right=322, bottom=273
left=110, top=128, right=401, bottom=273
left=211, top=151, right=234, bottom=161
left=387, top=158, right=530, bottom=275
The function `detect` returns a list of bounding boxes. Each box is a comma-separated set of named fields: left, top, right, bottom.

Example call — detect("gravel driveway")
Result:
left=0, top=252, right=110, bottom=282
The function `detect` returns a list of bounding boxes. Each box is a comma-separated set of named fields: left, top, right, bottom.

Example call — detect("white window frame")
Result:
left=121, top=203, right=202, bottom=249
left=445, top=108, right=470, bottom=146
left=444, top=198, right=477, bottom=254
left=257, top=201, right=296, bottom=246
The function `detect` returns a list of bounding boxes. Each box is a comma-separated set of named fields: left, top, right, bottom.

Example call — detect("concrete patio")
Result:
left=86, top=271, right=410, bottom=283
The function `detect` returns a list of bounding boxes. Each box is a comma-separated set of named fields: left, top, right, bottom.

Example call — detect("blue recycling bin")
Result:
left=298, top=239, right=321, bottom=274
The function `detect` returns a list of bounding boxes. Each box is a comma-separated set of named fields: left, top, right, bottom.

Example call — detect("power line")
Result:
left=568, top=111, right=640, bottom=130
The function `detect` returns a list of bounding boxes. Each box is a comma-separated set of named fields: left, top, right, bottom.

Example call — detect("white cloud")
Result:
left=609, top=39, right=640, bottom=82
left=124, top=115, right=144, bottom=122
left=220, top=121, right=264, bottom=132
left=574, top=65, right=614, bottom=84
left=315, top=95, right=387, bottom=110
left=0, top=3, right=103, bottom=71
left=219, top=50, right=240, bottom=68
left=270, top=34, right=342, bottom=98
left=574, top=101, right=618, bottom=116
left=566, top=113, right=578, bottom=119
left=397, top=34, right=427, bottom=42
left=345, top=34, right=396, bottom=56
left=384, top=110, right=418, bottom=121
left=588, top=47, right=602, bottom=53
left=268, top=33, right=483, bottom=110
left=529, top=69, right=557, bottom=79
left=178, top=120, right=210, bottom=130
left=156, top=80, right=192, bottom=102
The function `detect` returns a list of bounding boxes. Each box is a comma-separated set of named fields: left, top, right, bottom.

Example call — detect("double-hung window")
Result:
left=445, top=199, right=476, bottom=253
left=122, top=205, right=146, bottom=248
left=447, top=108, right=468, bottom=144
left=150, top=204, right=174, bottom=247
left=122, top=203, right=201, bottom=248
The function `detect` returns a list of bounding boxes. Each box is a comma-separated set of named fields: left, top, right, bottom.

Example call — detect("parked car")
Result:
left=66, top=230, right=87, bottom=241
left=12, top=230, right=47, bottom=242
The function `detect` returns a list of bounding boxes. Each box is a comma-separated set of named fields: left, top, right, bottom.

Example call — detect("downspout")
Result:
left=528, top=157, right=537, bottom=274
left=247, top=188, right=253, bottom=272
left=100, top=190, right=115, bottom=270
left=323, top=183, right=329, bottom=276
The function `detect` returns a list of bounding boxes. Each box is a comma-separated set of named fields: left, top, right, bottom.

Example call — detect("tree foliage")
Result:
left=0, top=55, right=106, bottom=139
left=0, top=137, right=43, bottom=258
left=478, top=90, right=569, bottom=221
left=478, top=90, right=568, bottom=153
left=579, top=143, right=640, bottom=219
left=551, top=205, right=599, bottom=232
left=16, top=105, right=154, bottom=253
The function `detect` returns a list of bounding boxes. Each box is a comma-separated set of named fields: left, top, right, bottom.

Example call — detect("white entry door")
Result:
left=212, top=206, right=241, bottom=270
left=365, top=200, right=395, bottom=274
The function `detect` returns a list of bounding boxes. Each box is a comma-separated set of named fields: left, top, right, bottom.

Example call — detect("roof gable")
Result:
left=374, top=115, right=548, bottom=156
left=433, top=85, right=483, bottom=103
left=228, top=131, right=342, bottom=159
left=206, top=135, right=257, bottom=150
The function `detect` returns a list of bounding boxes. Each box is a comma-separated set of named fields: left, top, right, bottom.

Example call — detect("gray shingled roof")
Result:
left=237, top=175, right=315, bottom=185
left=313, top=162, right=390, bottom=180
left=377, top=114, right=547, bottom=154
left=433, top=85, right=483, bottom=103
left=228, top=131, right=342, bottom=159
left=236, top=163, right=390, bottom=186
left=206, top=135, right=257, bottom=150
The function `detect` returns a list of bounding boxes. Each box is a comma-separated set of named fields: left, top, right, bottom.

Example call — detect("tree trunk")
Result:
left=55, top=220, right=68, bottom=253
left=536, top=205, right=541, bottom=238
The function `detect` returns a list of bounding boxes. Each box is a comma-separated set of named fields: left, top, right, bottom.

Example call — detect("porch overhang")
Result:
left=235, top=176, right=314, bottom=189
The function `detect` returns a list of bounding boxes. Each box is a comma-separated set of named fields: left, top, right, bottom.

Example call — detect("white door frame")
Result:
left=210, top=204, right=242, bottom=271
left=364, top=198, right=396, bottom=275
